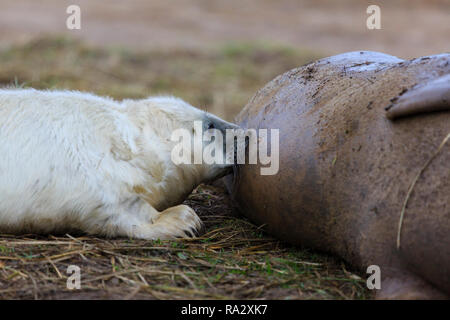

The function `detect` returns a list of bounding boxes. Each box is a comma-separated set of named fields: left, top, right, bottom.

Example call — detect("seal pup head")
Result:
left=125, top=96, right=240, bottom=185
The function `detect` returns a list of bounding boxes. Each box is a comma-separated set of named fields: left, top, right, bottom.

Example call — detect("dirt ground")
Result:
left=0, top=0, right=449, bottom=59
left=0, top=184, right=370, bottom=300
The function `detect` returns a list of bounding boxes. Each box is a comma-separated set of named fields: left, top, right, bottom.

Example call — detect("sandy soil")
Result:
left=0, top=0, right=448, bottom=59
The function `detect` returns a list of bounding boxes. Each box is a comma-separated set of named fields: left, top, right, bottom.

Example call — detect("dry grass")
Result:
left=0, top=37, right=371, bottom=299
left=0, top=36, right=321, bottom=121
left=0, top=184, right=370, bottom=300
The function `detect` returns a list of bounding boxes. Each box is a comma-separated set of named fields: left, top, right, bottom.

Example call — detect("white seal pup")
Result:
left=0, top=89, right=237, bottom=239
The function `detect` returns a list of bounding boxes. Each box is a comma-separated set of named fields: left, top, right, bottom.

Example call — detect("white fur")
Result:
left=0, top=89, right=235, bottom=239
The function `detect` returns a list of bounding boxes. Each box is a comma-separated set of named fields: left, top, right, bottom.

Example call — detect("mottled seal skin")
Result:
left=228, top=52, right=450, bottom=299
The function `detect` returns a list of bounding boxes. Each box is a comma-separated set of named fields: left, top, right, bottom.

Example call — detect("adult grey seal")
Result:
left=228, top=51, right=450, bottom=299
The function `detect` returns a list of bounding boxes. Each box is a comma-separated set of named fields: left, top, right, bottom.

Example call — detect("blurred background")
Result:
left=0, top=0, right=449, bottom=120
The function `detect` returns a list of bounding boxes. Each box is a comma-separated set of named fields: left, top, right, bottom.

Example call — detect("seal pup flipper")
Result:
left=386, top=74, right=450, bottom=120
left=90, top=198, right=203, bottom=240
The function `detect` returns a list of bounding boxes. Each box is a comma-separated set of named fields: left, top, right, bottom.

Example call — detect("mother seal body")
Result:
left=0, top=89, right=237, bottom=239
left=228, top=52, right=450, bottom=299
